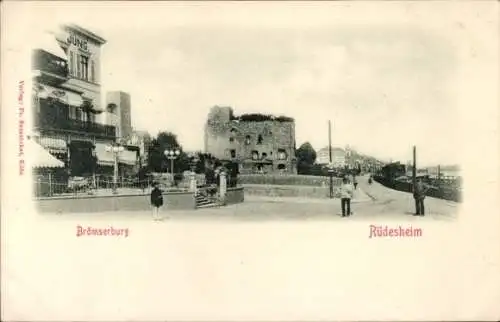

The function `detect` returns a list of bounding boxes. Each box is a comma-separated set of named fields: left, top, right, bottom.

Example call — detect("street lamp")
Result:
left=164, top=149, right=181, bottom=174
left=105, top=144, right=124, bottom=194
left=189, top=152, right=200, bottom=172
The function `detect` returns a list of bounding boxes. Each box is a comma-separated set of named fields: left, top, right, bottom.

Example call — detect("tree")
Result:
left=146, top=131, right=190, bottom=173
left=81, top=100, right=103, bottom=126
left=296, top=142, right=317, bottom=175
left=192, top=152, right=215, bottom=174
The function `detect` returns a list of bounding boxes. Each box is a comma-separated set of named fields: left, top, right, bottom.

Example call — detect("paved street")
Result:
left=49, top=175, right=458, bottom=222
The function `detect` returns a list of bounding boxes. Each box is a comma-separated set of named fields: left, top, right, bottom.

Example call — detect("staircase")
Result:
left=195, top=191, right=218, bottom=209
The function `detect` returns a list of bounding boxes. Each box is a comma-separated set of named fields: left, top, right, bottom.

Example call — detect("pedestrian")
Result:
left=413, top=177, right=428, bottom=216
left=340, top=177, right=354, bottom=217
left=353, top=175, right=358, bottom=190
left=150, top=181, right=164, bottom=221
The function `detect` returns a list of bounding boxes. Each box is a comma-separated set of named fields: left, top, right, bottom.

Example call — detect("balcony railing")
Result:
left=34, top=112, right=116, bottom=138
left=32, top=49, right=69, bottom=82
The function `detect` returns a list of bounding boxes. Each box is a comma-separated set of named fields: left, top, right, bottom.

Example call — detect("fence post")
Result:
left=219, top=172, right=227, bottom=205
left=48, top=172, right=53, bottom=197
left=189, top=171, right=197, bottom=193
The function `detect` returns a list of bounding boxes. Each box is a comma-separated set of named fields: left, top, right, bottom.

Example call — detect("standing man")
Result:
left=150, top=181, right=164, bottom=221
left=340, top=177, right=354, bottom=217
left=413, top=177, right=428, bottom=216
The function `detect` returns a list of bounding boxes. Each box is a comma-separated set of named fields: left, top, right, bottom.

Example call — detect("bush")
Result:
left=238, top=174, right=342, bottom=187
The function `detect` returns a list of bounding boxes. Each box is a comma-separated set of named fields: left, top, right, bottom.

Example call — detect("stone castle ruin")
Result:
left=204, top=106, right=297, bottom=174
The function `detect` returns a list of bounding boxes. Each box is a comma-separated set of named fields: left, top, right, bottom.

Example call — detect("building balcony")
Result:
left=32, top=49, right=69, bottom=85
left=34, top=113, right=116, bottom=139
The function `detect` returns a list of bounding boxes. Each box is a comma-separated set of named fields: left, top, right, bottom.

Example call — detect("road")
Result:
left=51, top=175, right=458, bottom=222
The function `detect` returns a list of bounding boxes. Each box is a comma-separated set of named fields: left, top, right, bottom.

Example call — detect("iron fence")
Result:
left=32, top=177, right=192, bottom=198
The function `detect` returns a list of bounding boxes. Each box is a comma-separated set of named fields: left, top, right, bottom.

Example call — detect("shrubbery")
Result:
left=230, top=113, right=294, bottom=122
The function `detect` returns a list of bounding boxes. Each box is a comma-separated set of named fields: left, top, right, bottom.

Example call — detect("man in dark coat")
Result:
left=150, top=182, right=164, bottom=221
left=228, top=161, right=239, bottom=187
left=413, top=178, right=428, bottom=216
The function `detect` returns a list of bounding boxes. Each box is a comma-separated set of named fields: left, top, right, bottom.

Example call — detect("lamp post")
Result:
left=164, top=149, right=181, bottom=174
left=188, top=153, right=200, bottom=192
left=105, top=144, right=124, bottom=194
left=189, top=153, right=200, bottom=172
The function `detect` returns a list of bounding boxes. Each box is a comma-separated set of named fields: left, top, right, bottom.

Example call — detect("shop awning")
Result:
left=38, top=137, right=67, bottom=153
left=94, top=143, right=115, bottom=166
left=36, top=84, right=84, bottom=107
left=94, top=143, right=137, bottom=166
left=34, top=31, right=67, bottom=60
left=29, top=139, right=65, bottom=168
left=119, top=150, right=137, bottom=166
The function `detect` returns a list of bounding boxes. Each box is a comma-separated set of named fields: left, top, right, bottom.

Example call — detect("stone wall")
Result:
left=35, top=192, right=196, bottom=214
left=225, top=187, right=245, bottom=205
left=243, top=184, right=337, bottom=199
left=204, top=106, right=296, bottom=174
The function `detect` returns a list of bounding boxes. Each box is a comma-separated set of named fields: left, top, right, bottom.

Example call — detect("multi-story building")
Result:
left=204, top=106, right=297, bottom=174
left=315, top=146, right=346, bottom=168
left=31, top=25, right=135, bottom=177
left=105, top=91, right=133, bottom=142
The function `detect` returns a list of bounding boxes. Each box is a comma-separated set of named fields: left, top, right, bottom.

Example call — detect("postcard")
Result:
left=1, top=1, right=499, bottom=321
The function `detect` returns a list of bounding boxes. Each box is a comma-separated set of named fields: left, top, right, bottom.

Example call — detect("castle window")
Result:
left=278, top=164, right=286, bottom=170
left=230, top=149, right=236, bottom=158
left=278, top=149, right=287, bottom=160
left=229, top=137, right=234, bottom=143
left=257, top=134, right=263, bottom=144
left=251, top=150, right=259, bottom=160
left=245, top=135, right=251, bottom=145
left=262, top=152, right=267, bottom=159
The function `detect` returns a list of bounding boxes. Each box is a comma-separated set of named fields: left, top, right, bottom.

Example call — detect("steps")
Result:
left=195, top=191, right=218, bottom=209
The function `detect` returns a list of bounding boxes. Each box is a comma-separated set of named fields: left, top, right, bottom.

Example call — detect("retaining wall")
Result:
left=35, top=192, right=196, bottom=214
left=243, top=184, right=342, bottom=199
left=225, top=187, right=245, bottom=205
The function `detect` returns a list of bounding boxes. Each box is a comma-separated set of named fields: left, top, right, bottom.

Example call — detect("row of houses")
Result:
left=315, top=146, right=384, bottom=172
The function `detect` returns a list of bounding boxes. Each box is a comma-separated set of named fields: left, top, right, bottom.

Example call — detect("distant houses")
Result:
left=315, top=146, right=346, bottom=168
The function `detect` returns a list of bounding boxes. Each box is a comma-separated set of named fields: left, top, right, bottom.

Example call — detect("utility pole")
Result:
left=412, top=146, right=417, bottom=193
left=328, top=120, right=333, bottom=198
left=437, top=164, right=441, bottom=188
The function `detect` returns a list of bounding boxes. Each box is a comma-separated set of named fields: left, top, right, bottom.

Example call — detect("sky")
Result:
left=16, top=1, right=499, bottom=167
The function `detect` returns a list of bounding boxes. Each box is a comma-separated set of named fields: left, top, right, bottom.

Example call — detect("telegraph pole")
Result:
left=437, top=164, right=441, bottom=188
left=328, top=120, right=334, bottom=198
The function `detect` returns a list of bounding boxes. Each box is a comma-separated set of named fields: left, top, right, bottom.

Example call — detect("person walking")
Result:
left=413, top=178, right=428, bottom=216
left=150, top=181, right=164, bottom=221
left=340, top=177, right=354, bottom=217
left=353, top=175, right=358, bottom=190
